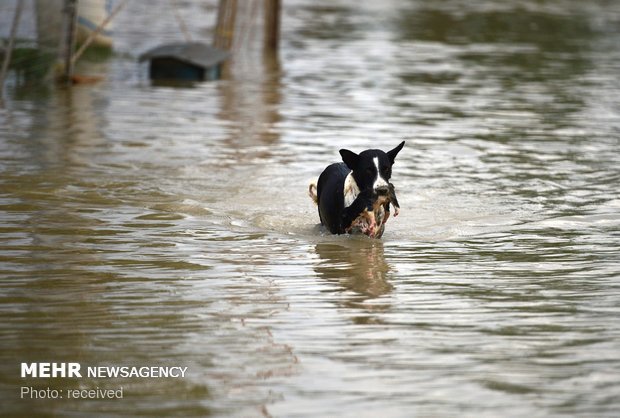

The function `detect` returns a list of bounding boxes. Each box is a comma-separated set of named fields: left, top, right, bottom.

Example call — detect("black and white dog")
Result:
left=309, top=141, right=404, bottom=238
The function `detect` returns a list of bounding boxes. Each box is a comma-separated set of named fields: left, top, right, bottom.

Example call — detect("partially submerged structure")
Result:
left=139, top=42, right=229, bottom=82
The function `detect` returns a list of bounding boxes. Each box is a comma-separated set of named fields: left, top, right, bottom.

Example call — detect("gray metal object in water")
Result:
left=139, top=42, right=229, bottom=81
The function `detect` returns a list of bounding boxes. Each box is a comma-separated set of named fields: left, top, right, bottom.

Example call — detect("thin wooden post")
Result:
left=264, top=0, right=280, bottom=54
left=214, top=0, right=237, bottom=50
left=0, top=0, right=24, bottom=100
left=60, top=0, right=78, bottom=84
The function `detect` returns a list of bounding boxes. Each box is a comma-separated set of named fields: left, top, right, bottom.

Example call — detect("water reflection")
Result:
left=218, top=53, right=282, bottom=152
left=314, top=239, right=392, bottom=299
left=395, top=5, right=596, bottom=48
left=2, top=0, right=620, bottom=417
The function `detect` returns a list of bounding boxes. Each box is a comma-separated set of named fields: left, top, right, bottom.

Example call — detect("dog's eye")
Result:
left=366, top=167, right=374, bottom=175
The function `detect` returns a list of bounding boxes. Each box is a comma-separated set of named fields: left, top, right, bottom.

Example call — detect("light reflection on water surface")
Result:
left=1, top=0, right=619, bottom=416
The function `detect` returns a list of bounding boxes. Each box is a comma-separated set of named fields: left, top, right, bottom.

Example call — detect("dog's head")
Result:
left=339, top=141, right=405, bottom=194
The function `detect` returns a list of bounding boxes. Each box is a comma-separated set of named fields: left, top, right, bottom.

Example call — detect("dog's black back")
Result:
left=316, top=162, right=351, bottom=233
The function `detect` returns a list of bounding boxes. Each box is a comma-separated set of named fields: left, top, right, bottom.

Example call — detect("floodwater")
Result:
left=1, top=0, right=620, bottom=416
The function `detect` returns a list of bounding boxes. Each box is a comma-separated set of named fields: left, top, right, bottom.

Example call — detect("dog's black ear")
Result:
left=340, top=149, right=359, bottom=170
left=387, top=141, right=405, bottom=164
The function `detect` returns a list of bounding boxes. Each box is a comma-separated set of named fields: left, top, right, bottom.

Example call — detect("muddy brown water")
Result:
left=1, top=0, right=619, bottom=416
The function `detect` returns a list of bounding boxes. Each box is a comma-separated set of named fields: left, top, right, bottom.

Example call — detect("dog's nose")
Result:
left=375, top=186, right=389, bottom=196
